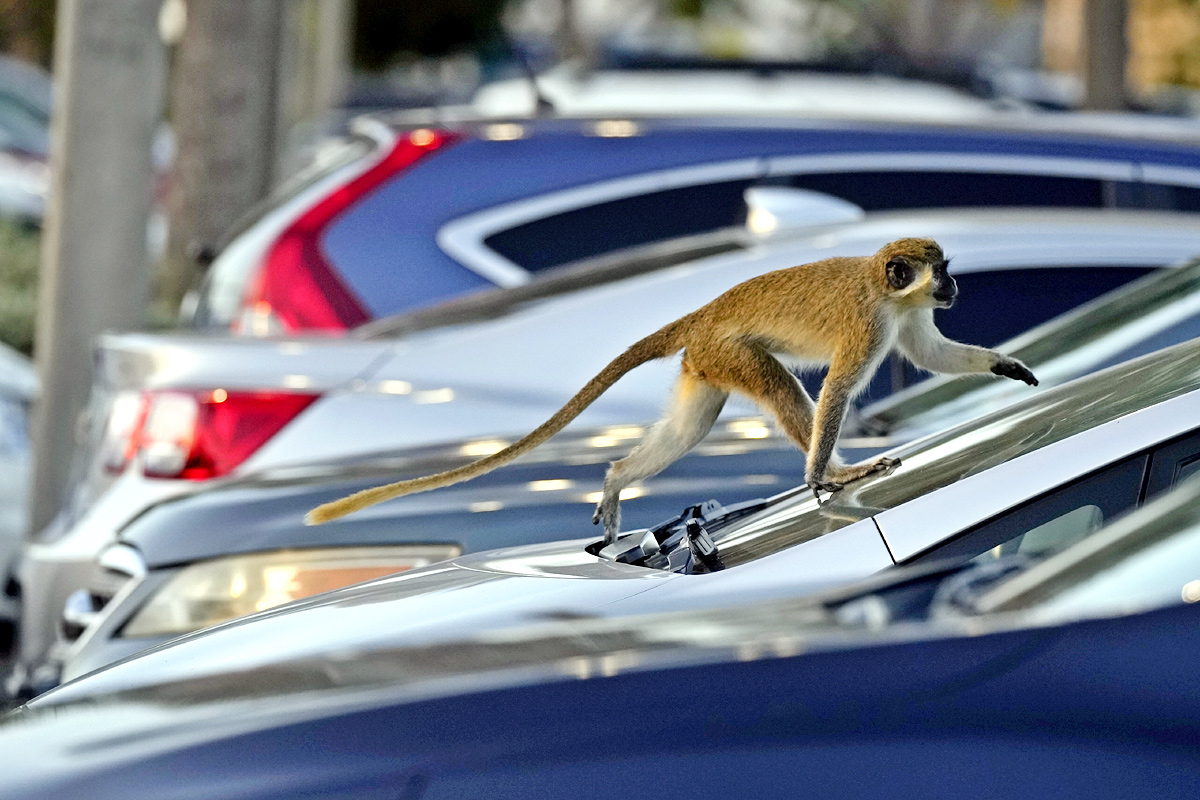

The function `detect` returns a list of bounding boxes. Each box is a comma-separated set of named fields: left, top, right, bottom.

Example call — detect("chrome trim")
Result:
left=1139, top=163, right=1200, bottom=188
left=764, top=152, right=1138, bottom=181
left=436, top=158, right=765, bottom=286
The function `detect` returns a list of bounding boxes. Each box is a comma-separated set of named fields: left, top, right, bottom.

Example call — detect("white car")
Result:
left=14, top=206, right=1200, bottom=679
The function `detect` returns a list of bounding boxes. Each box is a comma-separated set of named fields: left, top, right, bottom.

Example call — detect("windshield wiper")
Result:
left=597, top=497, right=769, bottom=574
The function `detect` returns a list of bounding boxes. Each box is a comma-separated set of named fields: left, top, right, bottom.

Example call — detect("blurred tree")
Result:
left=353, top=0, right=507, bottom=70
left=0, top=0, right=54, bottom=67
left=161, top=0, right=288, bottom=307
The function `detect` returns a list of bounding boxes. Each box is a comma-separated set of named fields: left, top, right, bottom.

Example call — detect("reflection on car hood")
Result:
left=120, top=418, right=853, bottom=567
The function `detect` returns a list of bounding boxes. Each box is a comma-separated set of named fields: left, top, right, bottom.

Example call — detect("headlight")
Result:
left=121, top=545, right=460, bottom=638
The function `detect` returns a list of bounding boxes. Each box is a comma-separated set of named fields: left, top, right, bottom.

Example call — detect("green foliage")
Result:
left=0, top=220, right=38, bottom=355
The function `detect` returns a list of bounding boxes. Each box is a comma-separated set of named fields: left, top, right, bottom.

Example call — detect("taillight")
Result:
left=237, top=128, right=460, bottom=335
left=104, top=389, right=318, bottom=480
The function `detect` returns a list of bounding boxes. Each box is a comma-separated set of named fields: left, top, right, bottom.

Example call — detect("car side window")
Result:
left=483, top=179, right=756, bottom=274
left=908, top=456, right=1149, bottom=565
left=1143, top=430, right=1200, bottom=500
left=481, top=169, right=1124, bottom=276
left=784, top=171, right=1110, bottom=210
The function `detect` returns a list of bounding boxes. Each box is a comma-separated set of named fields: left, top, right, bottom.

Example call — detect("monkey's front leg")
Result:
left=806, top=356, right=872, bottom=500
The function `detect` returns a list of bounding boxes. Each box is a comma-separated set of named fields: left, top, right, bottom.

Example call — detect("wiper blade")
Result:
left=598, top=496, right=768, bottom=574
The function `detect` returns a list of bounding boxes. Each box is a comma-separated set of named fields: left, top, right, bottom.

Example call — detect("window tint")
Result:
left=1137, top=183, right=1200, bottom=212
left=1144, top=430, right=1200, bottom=499
left=483, top=170, right=1137, bottom=278
left=785, top=171, right=1109, bottom=210
left=910, top=457, right=1148, bottom=565
left=483, top=179, right=755, bottom=273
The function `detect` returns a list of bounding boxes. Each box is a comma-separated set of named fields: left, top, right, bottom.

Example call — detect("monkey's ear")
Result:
left=886, top=257, right=914, bottom=289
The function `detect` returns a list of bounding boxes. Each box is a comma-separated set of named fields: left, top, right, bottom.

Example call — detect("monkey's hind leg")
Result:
left=593, top=369, right=727, bottom=543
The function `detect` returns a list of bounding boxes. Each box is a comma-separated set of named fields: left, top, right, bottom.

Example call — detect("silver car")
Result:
left=52, top=336, right=1200, bottom=692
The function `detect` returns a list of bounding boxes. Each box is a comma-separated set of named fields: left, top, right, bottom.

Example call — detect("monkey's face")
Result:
left=881, top=239, right=956, bottom=309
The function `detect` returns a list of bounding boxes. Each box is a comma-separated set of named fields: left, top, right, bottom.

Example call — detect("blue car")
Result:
left=6, top=450, right=1200, bottom=798
left=190, top=111, right=1200, bottom=335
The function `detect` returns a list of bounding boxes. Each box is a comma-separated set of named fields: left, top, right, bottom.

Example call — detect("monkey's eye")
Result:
left=886, top=258, right=913, bottom=289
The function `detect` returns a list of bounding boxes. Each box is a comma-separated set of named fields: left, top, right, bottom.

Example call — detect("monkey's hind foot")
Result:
left=808, top=480, right=844, bottom=502
left=592, top=497, right=622, bottom=545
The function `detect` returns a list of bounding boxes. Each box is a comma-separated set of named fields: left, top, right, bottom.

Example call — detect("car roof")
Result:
left=382, top=102, right=1200, bottom=148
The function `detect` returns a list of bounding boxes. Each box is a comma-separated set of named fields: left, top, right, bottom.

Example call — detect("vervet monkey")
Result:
left=308, top=238, right=1037, bottom=541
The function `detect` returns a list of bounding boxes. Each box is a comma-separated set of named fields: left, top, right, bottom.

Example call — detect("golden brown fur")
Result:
left=307, top=238, right=1037, bottom=538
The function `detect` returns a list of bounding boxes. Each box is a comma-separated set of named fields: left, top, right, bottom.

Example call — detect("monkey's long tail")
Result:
left=305, top=323, right=685, bottom=525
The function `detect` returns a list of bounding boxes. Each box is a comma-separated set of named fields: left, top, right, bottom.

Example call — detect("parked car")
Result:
left=467, top=64, right=1018, bottom=120
left=0, top=55, right=51, bottom=160
left=38, top=330, right=1200, bottom=694
left=13, top=206, right=1200, bottom=690
left=0, top=342, right=34, bottom=656
left=0, top=55, right=51, bottom=225
left=35, top=245, right=1200, bottom=690
left=9, top=411, right=1200, bottom=799
left=186, top=111, right=1200, bottom=335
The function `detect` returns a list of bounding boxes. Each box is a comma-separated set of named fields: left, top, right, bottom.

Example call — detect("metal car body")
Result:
left=0, top=342, right=34, bottom=653
left=187, top=112, right=1200, bottom=335
left=14, top=206, right=1200, bottom=688
left=49, top=335, right=1200, bottom=690
left=8, top=409, right=1200, bottom=799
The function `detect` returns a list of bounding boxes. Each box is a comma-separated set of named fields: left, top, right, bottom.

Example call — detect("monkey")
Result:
left=307, top=237, right=1038, bottom=542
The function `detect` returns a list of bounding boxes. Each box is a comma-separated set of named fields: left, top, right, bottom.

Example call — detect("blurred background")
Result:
left=2, top=0, right=1197, bottom=359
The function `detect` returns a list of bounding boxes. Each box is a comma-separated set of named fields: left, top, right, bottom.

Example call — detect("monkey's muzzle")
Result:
left=933, top=289, right=957, bottom=308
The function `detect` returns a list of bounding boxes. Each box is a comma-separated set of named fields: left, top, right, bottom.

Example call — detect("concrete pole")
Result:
left=161, top=0, right=287, bottom=306
left=28, top=0, right=166, bottom=533
left=1082, top=0, right=1127, bottom=110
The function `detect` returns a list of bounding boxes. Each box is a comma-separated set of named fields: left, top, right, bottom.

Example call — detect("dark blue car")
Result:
left=190, top=112, right=1200, bottom=336
left=6, top=466, right=1200, bottom=799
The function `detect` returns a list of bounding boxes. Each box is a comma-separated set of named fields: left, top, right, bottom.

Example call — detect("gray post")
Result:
left=1082, top=0, right=1128, bottom=111
left=28, top=0, right=166, bottom=534
left=161, top=0, right=288, bottom=306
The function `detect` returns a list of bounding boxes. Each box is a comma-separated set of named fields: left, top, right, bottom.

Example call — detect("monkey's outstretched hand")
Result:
left=991, top=357, right=1038, bottom=386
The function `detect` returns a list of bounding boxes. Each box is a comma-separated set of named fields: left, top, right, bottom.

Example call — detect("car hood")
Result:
left=55, top=502, right=889, bottom=703
left=120, top=420, right=889, bottom=567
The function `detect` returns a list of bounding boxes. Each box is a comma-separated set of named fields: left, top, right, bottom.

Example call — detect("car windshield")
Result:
left=860, top=256, right=1200, bottom=436
left=712, top=338, right=1200, bottom=567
